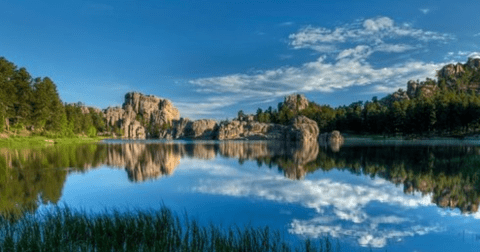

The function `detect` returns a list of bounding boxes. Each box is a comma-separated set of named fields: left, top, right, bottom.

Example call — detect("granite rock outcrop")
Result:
left=382, top=57, right=480, bottom=105
left=104, top=92, right=320, bottom=143
left=286, top=116, right=319, bottom=144
left=216, top=115, right=319, bottom=142
left=281, top=94, right=310, bottom=111
left=104, top=92, right=180, bottom=139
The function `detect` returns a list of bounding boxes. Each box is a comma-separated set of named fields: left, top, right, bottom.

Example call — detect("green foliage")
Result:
left=0, top=206, right=339, bottom=252
left=0, top=113, right=4, bottom=133
left=0, top=57, right=108, bottom=137
left=87, top=126, right=97, bottom=138
left=237, top=110, right=245, bottom=119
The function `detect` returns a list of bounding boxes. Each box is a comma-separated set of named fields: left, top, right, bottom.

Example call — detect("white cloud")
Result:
left=289, top=16, right=453, bottom=52
left=375, top=43, right=415, bottom=53
left=190, top=55, right=443, bottom=96
left=369, top=85, right=401, bottom=94
left=290, top=218, right=441, bottom=248
left=419, top=8, right=430, bottom=14
left=468, top=52, right=480, bottom=59
left=336, top=45, right=372, bottom=60
left=443, top=51, right=480, bottom=62
left=363, top=17, right=394, bottom=31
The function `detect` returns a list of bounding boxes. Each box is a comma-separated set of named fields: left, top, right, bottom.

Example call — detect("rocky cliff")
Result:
left=216, top=115, right=319, bottom=142
left=382, top=57, right=480, bottom=105
left=104, top=92, right=321, bottom=143
left=161, top=118, right=218, bottom=140
left=104, top=92, right=180, bottom=139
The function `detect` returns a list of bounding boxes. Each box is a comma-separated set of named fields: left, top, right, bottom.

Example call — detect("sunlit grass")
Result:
left=0, top=135, right=105, bottom=149
left=0, top=206, right=340, bottom=252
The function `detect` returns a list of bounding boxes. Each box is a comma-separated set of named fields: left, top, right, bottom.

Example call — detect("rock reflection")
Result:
left=105, top=144, right=182, bottom=182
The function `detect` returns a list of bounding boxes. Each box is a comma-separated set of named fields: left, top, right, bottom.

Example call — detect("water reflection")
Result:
left=1, top=140, right=480, bottom=222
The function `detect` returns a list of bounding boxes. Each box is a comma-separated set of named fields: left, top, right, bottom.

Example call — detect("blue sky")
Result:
left=1, top=0, right=480, bottom=119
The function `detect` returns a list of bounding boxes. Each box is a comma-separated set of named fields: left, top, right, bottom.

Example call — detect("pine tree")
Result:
left=13, top=67, right=33, bottom=126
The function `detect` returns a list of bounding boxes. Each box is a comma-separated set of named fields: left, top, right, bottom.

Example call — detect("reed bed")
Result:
left=0, top=206, right=339, bottom=252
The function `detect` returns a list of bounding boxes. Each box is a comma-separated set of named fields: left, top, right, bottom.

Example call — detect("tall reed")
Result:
left=0, top=206, right=340, bottom=252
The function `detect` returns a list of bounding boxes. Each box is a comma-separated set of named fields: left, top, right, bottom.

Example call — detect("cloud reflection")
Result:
left=187, top=162, right=439, bottom=248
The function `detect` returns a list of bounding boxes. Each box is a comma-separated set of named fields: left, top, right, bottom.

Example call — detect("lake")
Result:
left=1, top=139, right=480, bottom=251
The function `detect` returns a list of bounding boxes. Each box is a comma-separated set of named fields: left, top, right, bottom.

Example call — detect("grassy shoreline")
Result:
left=0, top=206, right=340, bottom=252
left=0, top=134, right=107, bottom=149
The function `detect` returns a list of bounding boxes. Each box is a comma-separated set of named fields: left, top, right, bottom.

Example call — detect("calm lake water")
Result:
left=2, top=139, right=480, bottom=251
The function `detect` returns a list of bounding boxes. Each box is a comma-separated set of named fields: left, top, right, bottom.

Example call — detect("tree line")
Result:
left=253, top=86, right=480, bottom=137
left=0, top=57, right=105, bottom=137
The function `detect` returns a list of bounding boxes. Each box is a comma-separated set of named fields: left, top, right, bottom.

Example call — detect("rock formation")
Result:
left=282, top=94, right=310, bottom=111
left=217, top=121, right=284, bottom=140
left=158, top=118, right=219, bottom=140
left=216, top=115, right=319, bottom=142
left=286, top=116, right=319, bottom=144
left=104, top=92, right=180, bottom=139
left=103, top=92, right=320, bottom=143
left=437, top=63, right=465, bottom=81
left=467, top=57, right=480, bottom=69
left=381, top=57, right=480, bottom=105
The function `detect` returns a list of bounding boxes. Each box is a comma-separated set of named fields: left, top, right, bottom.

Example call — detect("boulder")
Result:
left=287, top=116, right=319, bottom=144
left=319, top=130, right=344, bottom=152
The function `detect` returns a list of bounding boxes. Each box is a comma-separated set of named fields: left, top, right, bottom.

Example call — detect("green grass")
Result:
left=0, top=206, right=340, bottom=252
left=0, top=135, right=106, bottom=149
